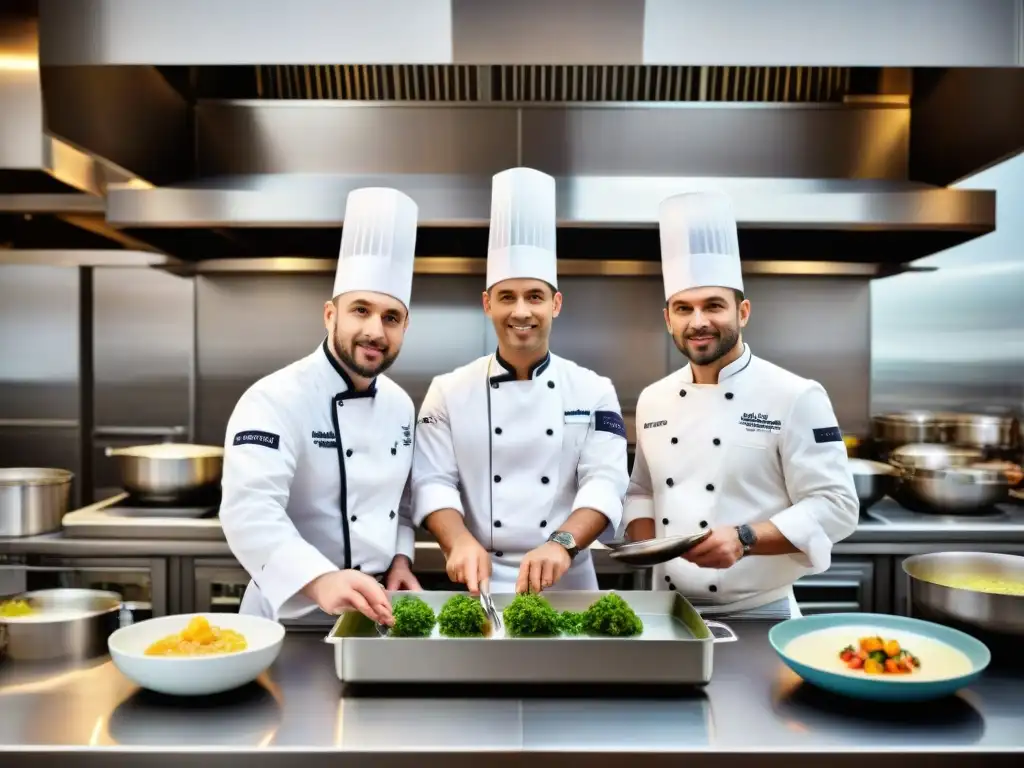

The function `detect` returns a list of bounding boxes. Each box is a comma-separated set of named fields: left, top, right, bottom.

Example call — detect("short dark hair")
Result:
left=488, top=280, right=558, bottom=299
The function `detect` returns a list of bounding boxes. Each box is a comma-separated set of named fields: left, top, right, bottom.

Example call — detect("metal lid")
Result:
left=0, top=467, right=75, bottom=487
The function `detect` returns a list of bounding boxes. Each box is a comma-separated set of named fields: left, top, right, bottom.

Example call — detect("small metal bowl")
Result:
left=848, top=458, right=900, bottom=511
left=0, top=588, right=122, bottom=662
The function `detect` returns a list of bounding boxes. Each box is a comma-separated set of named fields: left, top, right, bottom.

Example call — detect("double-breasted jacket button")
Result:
left=725, top=392, right=734, bottom=400
left=662, top=517, right=669, bottom=525
left=350, top=515, right=357, bottom=522
left=699, top=520, right=708, bottom=528
left=389, top=510, right=396, bottom=519
left=541, top=476, right=550, bottom=484
left=491, top=382, right=499, bottom=389
left=679, top=389, right=687, bottom=398
left=495, top=551, right=504, bottom=557
left=345, top=448, right=353, bottom=457
left=669, top=583, right=676, bottom=591
left=495, top=427, right=502, bottom=435
left=713, top=438, right=721, bottom=446
left=671, top=437, right=678, bottom=445
left=539, top=521, right=547, bottom=528
left=547, top=381, right=555, bottom=389
left=709, top=585, right=718, bottom=593
left=706, top=483, right=715, bottom=492
left=494, top=475, right=502, bottom=482
left=494, top=520, right=502, bottom=528
left=666, top=478, right=674, bottom=487
left=664, top=575, right=671, bottom=583
left=546, top=428, right=554, bottom=436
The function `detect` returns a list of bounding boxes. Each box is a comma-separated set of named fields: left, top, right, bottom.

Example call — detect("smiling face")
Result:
left=482, top=278, right=562, bottom=360
left=324, top=291, right=409, bottom=379
left=664, top=286, right=750, bottom=366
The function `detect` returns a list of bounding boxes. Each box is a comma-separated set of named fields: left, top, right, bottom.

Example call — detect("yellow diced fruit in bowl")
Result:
left=144, top=615, right=248, bottom=656
left=182, top=616, right=216, bottom=645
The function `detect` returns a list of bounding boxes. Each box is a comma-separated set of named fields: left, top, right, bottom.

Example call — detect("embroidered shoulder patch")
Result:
left=595, top=410, right=627, bottom=439
left=812, top=426, right=843, bottom=444
left=233, top=430, right=280, bottom=449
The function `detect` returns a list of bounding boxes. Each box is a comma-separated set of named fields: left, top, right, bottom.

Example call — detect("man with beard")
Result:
left=623, top=191, right=858, bottom=619
left=411, top=167, right=630, bottom=595
left=220, top=187, right=421, bottom=625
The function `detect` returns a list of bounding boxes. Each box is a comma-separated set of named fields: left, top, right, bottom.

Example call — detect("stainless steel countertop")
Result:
left=0, top=620, right=1022, bottom=766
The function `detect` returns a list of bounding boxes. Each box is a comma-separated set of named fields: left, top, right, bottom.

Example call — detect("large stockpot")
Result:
left=871, top=411, right=953, bottom=449
left=848, top=458, right=900, bottom=511
left=889, top=443, right=984, bottom=471
left=903, top=552, right=1024, bottom=636
left=0, top=588, right=122, bottom=662
left=105, top=443, right=224, bottom=500
left=0, top=467, right=74, bottom=537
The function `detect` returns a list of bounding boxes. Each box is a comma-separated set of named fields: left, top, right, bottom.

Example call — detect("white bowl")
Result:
left=107, top=613, right=286, bottom=696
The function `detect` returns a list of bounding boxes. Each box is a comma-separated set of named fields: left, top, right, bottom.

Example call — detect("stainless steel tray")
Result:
left=325, top=590, right=736, bottom=685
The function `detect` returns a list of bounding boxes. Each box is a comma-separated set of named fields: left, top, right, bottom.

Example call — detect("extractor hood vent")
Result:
left=253, top=65, right=855, bottom=103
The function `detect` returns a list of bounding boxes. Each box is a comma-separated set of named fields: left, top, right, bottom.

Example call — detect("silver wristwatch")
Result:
left=548, top=530, right=579, bottom=559
left=736, top=524, right=757, bottom=557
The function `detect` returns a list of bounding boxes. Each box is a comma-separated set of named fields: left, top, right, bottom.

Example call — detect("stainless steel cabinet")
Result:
left=0, top=554, right=168, bottom=618
left=793, top=557, right=884, bottom=615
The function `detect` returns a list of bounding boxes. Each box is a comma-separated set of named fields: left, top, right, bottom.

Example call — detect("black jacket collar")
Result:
left=488, top=349, right=552, bottom=385
left=321, top=337, right=377, bottom=400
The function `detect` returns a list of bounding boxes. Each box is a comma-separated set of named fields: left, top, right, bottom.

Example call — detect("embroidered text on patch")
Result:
left=233, top=430, right=280, bottom=449
left=739, top=412, right=783, bottom=434
left=813, top=426, right=843, bottom=444
left=595, top=410, right=627, bottom=439
left=311, top=429, right=337, bottom=449
left=643, top=420, right=668, bottom=429
left=564, top=409, right=591, bottom=417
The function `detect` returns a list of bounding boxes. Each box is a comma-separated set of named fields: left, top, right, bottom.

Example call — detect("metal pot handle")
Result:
left=704, top=619, right=738, bottom=643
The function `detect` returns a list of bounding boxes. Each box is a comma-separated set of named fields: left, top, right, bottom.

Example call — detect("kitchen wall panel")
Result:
left=91, top=267, right=194, bottom=498
left=195, top=274, right=490, bottom=446
left=871, top=152, right=1024, bottom=419
left=665, top=275, right=872, bottom=436
left=0, top=265, right=81, bottom=499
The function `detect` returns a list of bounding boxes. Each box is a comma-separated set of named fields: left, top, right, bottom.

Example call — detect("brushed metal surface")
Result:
left=519, top=102, right=909, bottom=178
left=871, top=153, right=1024, bottom=421
left=1, top=587, right=121, bottom=662
left=848, top=459, right=900, bottom=511
left=37, top=0, right=1023, bottom=67
left=890, top=443, right=985, bottom=470
left=104, top=445, right=224, bottom=499
left=327, top=590, right=719, bottom=685
left=899, top=466, right=1011, bottom=514
left=0, top=467, right=73, bottom=538
left=0, top=16, right=43, bottom=169
left=903, top=551, right=1024, bottom=635
left=708, top=275, right=872, bottom=436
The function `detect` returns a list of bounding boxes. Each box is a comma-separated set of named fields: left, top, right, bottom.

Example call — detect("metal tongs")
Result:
left=479, top=579, right=502, bottom=633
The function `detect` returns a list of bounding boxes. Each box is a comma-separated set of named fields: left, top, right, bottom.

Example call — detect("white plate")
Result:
left=108, top=613, right=285, bottom=696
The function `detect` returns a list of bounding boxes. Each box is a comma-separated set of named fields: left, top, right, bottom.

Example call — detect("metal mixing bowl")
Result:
left=899, top=465, right=1009, bottom=514
left=1, top=588, right=122, bottom=661
left=848, top=458, right=900, bottom=511
left=903, top=552, right=1024, bottom=635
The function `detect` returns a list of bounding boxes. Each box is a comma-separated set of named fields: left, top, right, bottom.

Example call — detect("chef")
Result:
left=623, top=190, right=859, bottom=619
left=219, top=187, right=422, bottom=625
left=411, top=167, right=630, bottom=595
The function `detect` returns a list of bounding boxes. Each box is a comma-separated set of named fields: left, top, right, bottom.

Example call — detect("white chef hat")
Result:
left=658, top=190, right=743, bottom=301
left=332, top=187, right=418, bottom=308
left=485, top=167, right=558, bottom=291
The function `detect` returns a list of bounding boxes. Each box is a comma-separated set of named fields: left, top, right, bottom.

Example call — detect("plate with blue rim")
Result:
left=768, top=612, right=991, bottom=702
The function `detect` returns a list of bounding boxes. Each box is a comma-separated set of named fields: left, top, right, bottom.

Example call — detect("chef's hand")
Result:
left=384, top=555, right=422, bottom=592
left=305, top=570, right=394, bottom=625
left=681, top=527, right=743, bottom=569
left=445, top=532, right=492, bottom=596
left=516, top=541, right=571, bottom=594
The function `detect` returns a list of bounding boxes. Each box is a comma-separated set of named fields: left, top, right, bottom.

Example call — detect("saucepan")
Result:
left=606, top=531, right=712, bottom=567
left=0, top=588, right=125, bottom=662
left=105, top=443, right=224, bottom=501
left=903, top=552, right=1024, bottom=636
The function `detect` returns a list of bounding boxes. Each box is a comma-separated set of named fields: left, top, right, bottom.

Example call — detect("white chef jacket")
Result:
left=219, top=338, right=417, bottom=620
left=623, top=344, right=858, bottom=614
left=411, top=351, right=630, bottom=592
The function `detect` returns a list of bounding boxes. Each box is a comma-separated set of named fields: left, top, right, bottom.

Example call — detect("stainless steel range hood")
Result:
left=97, top=99, right=995, bottom=264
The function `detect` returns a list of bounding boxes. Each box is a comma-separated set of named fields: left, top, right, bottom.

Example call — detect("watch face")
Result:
left=737, top=525, right=756, bottom=546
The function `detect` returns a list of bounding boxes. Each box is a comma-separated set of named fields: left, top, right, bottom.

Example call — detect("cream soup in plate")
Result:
left=784, top=625, right=975, bottom=682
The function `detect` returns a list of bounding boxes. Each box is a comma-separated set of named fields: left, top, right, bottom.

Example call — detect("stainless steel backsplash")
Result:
left=192, top=273, right=871, bottom=447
